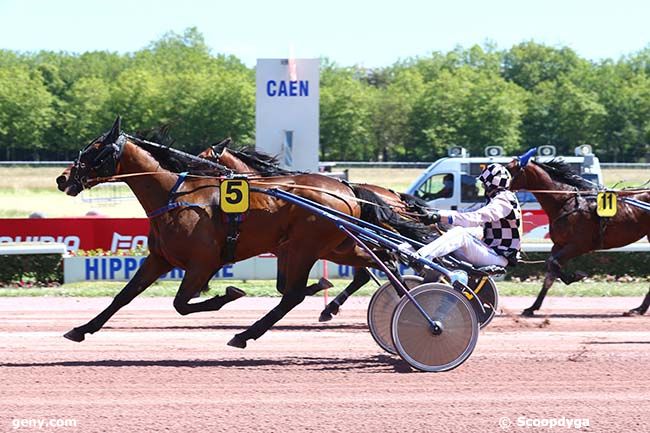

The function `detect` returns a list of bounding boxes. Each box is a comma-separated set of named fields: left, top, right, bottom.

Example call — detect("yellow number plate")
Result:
left=220, top=179, right=249, bottom=213
left=596, top=191, right=617, bottom=217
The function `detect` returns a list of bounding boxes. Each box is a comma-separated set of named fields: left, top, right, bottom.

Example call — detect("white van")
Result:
left=404, top=145, right=603, bottom=238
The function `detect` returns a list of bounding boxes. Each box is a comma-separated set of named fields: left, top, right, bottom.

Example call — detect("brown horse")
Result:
left=58, top=117, right=426, bottom=349
left=506, top=156, right=650, bottom=316
left=197, top=139, right=436, bottom=321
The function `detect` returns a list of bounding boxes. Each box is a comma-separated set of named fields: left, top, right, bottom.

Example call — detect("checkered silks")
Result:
left=484, top=190, right=522, bottom=261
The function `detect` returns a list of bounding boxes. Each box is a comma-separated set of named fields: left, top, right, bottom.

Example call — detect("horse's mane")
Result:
left=531, top=159, right=594, bottom=190
left=127, top=135, right=233, bottom=177
left=212, top=140, right=294, bottom=176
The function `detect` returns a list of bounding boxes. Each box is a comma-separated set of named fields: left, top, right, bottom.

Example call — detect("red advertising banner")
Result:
left=0, top=210, right=550, bottom=253
left=0, top=218, right=150, bottom=252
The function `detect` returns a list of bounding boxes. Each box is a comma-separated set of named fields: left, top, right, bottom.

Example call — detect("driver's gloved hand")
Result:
left=423, top=210, right=441, bottom=225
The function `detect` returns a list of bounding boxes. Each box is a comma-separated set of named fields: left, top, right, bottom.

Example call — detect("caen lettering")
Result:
left=266, top=80, right=309, bottom=97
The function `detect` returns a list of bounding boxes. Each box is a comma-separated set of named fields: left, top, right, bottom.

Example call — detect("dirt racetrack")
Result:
left=1, top=295, right=649, bottom=433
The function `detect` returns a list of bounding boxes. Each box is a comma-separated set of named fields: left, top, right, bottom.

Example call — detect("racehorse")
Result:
left=57, top=117, right=427, bottom=348
left=197, top=139, right=436, bottom=321
left=506, top=154, right=650, bottom=316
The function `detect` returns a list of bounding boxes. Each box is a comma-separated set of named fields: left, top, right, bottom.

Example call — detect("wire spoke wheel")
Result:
left=391, top=283, right=479, bottom=372
left=367, top=276, right=423, bottom=354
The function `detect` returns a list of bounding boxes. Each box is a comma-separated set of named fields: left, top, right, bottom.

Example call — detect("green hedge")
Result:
left=510, top=251, right=650, bottom=280
left=0, top=251, right=646, bottom=286
left=0, top=254, right=63, bottom=284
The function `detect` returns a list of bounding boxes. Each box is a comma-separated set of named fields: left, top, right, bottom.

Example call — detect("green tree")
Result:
left=371, top=68, right=425, bottom=160
left=163, top=70, right=255, bottom=152
left=503, top=42, right=585, bottom=90
left=109, top=68, right=167, bottom=134
left=0, top=67, right=54, bottom=159
left=408, top=68, right=526, bottom=160
left=60, top=77, right=113, bottom=155
left=522, top=73, right=606, bottom=155
left=320, top=66, right=376, bottom=160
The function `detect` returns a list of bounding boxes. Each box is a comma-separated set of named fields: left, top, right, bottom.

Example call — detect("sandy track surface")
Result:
left=1, top=296, right=649, bottom=433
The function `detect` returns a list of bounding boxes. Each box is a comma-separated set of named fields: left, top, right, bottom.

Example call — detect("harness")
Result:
left=222, top=212, right=246, bottom=264
left=146, top=172, right=205, bottom=218
left=146, top=172, right=247, bottom=263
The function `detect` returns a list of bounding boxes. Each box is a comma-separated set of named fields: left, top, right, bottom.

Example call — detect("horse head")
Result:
left=198, top=138, right=264, bottom=174
left=196, top=138, right=232, bottom=160
left=59, top=116, right=126, bottom=196
left=506, top=147, right=538, bottom=191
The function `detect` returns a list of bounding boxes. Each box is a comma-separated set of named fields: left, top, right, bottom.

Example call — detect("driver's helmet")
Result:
left=478, top=163, right=511, bottom=191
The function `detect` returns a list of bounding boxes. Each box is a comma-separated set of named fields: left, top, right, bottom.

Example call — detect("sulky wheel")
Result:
left=391, top=283, right=479, bottom=372
left=466, top=275, right=499, bottom=329
left=367, top=275, right=423, bottom=355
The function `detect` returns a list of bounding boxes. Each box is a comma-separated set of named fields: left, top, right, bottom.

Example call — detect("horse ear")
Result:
left=106, top=116, right=122, bottom=144
left=212, top=137, right=232, bottom=156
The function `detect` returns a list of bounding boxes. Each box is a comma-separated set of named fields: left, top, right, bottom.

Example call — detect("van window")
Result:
left=415, top=174, right=454, bottom=200
left=461, top=175, right=483, bottom=202
left=582, top=173, right=599, bottom=185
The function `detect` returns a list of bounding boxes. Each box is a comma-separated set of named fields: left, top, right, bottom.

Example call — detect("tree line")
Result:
left=1, top=27, right=649, bottom=162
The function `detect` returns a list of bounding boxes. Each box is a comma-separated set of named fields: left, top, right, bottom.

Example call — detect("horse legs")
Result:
left=625, top=234, right=650, bottom=315
left=319, top=268, right=372, bottom=322
left=624, top=288, right=650, bottom=316
left=522, top=244, right=585, bottom=317
left=63, top=254, right=172, bottom=342
left=227, top=254, right=317, bottom=349
left=522, top=272, right=557, bottom=317
left=173, top=268, right=246, bottom=316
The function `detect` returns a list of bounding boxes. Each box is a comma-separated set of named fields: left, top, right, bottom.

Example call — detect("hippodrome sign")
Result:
left=596, top=191, right=617, bottom=217
left=255, top=58, right=320, bottom=172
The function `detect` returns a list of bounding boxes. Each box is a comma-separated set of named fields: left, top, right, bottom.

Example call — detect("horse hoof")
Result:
left=317, top=278, right=334, bottom=290
left=225, top=286, right=246, bottom=301
left=521, top=309, right=535, bottom=317
left=623, top=309, right=644, bottom=317
left=319, top=310, right=333, bottom=322
left=227, top=335, right=247, bottom=349
left=575, top=271, right=588, bottom=282
left=63, top=328, right=85, bottom=342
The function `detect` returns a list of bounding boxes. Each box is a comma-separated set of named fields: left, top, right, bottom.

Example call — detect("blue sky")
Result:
left=1, top=0, right=648, bottom=67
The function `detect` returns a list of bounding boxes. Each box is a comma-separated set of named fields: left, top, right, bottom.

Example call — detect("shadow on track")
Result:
left=585, top=340, right=650, bottom=345
left=0, top=354, right=413, bottom=373
left=102, top=323, right=369, bottom=332
left=506, top=313, right=642, bottom=319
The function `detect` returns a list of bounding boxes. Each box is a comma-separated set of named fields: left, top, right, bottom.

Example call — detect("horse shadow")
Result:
left=103, top=323, right=369, bottom=332
left=0, top=354, right=413, bottom=373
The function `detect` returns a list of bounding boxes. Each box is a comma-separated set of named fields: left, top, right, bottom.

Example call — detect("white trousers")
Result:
left=417, top=226, right=508, bottom=267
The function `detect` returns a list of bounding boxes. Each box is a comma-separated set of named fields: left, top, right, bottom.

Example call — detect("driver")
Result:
left=430, top=174, right=454, bottom=199
left=417, top=163, right=522, bottom=269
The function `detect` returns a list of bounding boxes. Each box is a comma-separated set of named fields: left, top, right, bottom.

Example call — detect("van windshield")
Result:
left=415, top=173, right=454, bottom=200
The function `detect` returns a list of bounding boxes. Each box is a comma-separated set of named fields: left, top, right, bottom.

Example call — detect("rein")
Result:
left=91, top=167, right=650, bottom=221
left=89, top=172, right=425, bottom=217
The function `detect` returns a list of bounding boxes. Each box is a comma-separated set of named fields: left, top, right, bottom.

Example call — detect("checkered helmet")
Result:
left=478, top=163, right=511, bottom=191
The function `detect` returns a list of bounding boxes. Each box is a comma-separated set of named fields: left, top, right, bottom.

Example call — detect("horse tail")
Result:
left=352, top=186, right=436, bottom=243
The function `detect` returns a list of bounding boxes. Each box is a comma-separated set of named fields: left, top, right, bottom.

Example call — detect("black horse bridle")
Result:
left=72, top=133, right=127, bottom=188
